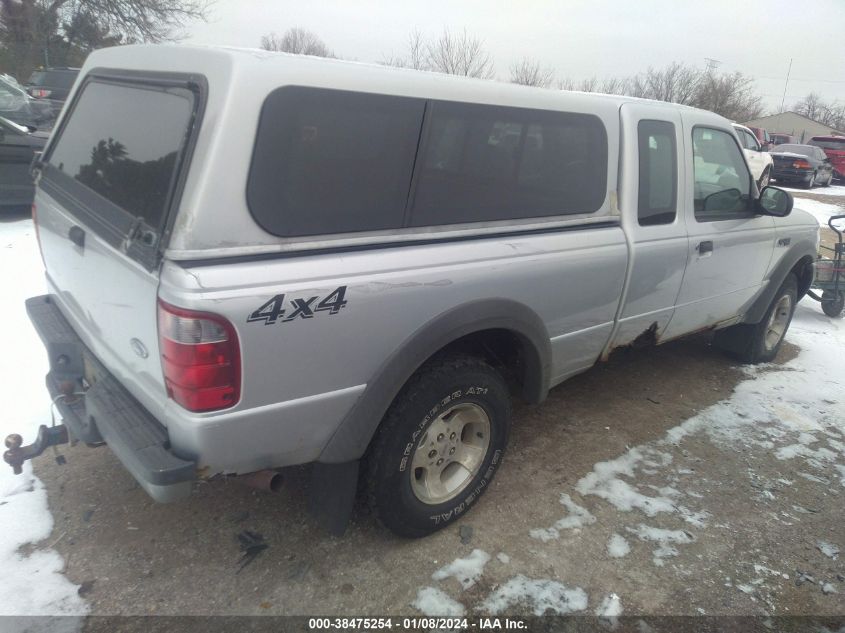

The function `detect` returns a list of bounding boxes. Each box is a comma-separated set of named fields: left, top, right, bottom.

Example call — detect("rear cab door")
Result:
left=662, top=113, right=775, bottom=340
left=608, top=102, right=688, bottom=349
left=34, top=69, right=204, bottom=420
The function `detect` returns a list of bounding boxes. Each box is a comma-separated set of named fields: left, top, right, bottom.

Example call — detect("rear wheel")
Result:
left=714, top=274, right=798, bottom=363
left=821, top=290, right=845, bottom=318
left=804, top=172, right=816, bottom=189
left=822, top=172, right=833, bottom=187
left=366, top=355, right=511, bottom=538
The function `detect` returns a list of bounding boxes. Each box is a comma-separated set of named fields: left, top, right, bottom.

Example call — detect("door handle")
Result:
left=68, top=225, right=85, bottom=249
left=696, top=240, right=713, bottom=254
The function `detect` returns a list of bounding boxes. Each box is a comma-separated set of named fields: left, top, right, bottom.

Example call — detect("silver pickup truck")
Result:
left=4, top=45, right=818, bottom=538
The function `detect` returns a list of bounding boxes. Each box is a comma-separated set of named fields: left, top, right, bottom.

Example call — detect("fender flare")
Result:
left=317, top=298, right=551, bottom=464
left=742, top=240, right=816, bottom=324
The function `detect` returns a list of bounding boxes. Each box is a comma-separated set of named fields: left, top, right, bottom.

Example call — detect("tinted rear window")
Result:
left=47, top=80, right=195, bottom=229
left=410, top=102, right=607, bottom=226
left=637, top=120, right=677, bottom=226
left=248, top=87, right=425, bottom=237
left=247, top=87, right=609, bottom=237
left=31, top=71, right=77, bottom=89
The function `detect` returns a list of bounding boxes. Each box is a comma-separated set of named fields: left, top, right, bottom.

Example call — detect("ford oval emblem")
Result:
left=130, top=338, right=149, bottom=359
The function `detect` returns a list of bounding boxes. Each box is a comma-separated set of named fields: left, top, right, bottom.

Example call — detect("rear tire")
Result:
left=822, top=172, right=833, bottom=187
left=821, top=290, right=845, bottom=318
left=714, top=274, right=798, bottom=363
left=804, top=173, right=816, bottom=189
left=758, top=167, right=771, bottom=190
left=366, top=355, right=511, bottom=538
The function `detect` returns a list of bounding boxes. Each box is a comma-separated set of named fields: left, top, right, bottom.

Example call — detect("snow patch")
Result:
left=496, top=553, right=510, bottom=564
left=412, top=587, right=466, bottom=617
left=626, top=525, right=695, bottom=567
left=480, top=575, right=588, bottom=616
left=817, top=541, right=840, bottom=560
left=607, top=533, right=631, bottom=558
left=595, top=592, right=623, bottom=619
left=431, top=549, right=491, bottom=589
left=0, top=218, right=88, bottom=616
left=529, top=493, right=595, bottom=541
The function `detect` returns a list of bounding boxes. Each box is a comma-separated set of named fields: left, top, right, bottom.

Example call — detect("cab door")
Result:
left=607, top=103, right=688, bottom=349
left=662, top=117, right=775, bottom=341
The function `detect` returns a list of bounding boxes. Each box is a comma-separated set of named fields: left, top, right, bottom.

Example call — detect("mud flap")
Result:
left=308, top=461, right=359, bottom=536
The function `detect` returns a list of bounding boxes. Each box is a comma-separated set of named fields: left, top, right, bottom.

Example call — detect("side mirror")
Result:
left=756, top=186, right=792, bottom=217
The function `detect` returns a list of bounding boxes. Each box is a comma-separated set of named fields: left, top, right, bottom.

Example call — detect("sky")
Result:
left=185, top=0, right=845, bottom=113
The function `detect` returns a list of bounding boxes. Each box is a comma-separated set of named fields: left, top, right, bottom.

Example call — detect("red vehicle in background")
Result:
left=808, top=136, right=845, bottom=182
left=746, top=125, right=772, bottom=150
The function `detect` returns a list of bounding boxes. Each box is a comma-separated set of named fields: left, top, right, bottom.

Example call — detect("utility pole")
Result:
left=780, top=58, right=793, bottom=113
left=704, top=58, right=721, bottom=74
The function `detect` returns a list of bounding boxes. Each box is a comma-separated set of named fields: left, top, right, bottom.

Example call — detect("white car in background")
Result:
left=733, top=123, right=774, bottom=188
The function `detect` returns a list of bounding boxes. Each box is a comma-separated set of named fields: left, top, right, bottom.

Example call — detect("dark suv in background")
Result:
left=26, top=67, right=80, bottom=105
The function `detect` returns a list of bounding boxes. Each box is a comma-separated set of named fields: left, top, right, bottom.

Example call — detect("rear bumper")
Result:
left=771, top=166, right=813, bottom=183
left=26, top=294, right=195, bottom=502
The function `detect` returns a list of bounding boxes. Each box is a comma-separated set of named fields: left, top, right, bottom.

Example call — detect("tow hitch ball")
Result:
left=4, top=426, right=69, bottom=474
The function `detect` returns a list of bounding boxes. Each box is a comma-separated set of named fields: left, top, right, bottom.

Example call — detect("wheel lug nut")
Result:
left=450, top=432, right=456, bottom=440
left=449, top=447, right=455, bottom=455
left=437, top=433, right=444, bottom=441
left=428, top=450, right=437, bottom=458
left=436, top=458, right=444, bottom=465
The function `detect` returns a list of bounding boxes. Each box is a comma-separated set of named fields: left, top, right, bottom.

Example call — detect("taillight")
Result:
left=792, top=159, right=812, bottom=169
left=157, top=300, right=241, bottom=412
left=31, top=88, right=51, bottom=98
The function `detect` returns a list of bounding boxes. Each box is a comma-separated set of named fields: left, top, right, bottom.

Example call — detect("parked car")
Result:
left=770, top=133, right=794, bottom=146
left=770, top=143, right=835, bottom=188
left=5, top=45, right=818, bottom=539
left=807, top=136, right=845, bottom=182
left=26, top=67, right=80, bottom=105
left=746, top=125, right=772, bottom=150
left=733, top=123, right=774, bottom=188
left=0, top=116, right=49, bottom=211
left=0, top=75, right=54, bottom=129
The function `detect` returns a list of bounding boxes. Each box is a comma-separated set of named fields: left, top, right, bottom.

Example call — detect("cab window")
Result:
left=692, top=127, right=752, bottom=222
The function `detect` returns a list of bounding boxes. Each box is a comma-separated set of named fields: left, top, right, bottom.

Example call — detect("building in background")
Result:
left=742, top=111, right=844, bottom=144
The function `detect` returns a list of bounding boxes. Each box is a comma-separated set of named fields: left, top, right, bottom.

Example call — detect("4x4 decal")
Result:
left=247, top=286, right=348, bottom=325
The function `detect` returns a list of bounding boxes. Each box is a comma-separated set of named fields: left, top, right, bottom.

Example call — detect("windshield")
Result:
left=0, top=77, right=29, bottom=111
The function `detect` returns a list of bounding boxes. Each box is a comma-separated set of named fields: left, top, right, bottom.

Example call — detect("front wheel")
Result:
left=758, top=167, right=771, bottom=189
left=821, top=290, right=845, bottom=317
left=366, top=355, right=511, bottom=538
left=714, top=274, right=798, bottom=363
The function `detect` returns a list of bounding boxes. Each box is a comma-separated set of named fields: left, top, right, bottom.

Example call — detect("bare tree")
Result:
left=509, top=57, right=554, bottom=87
left=1, top=0, right=209, bottom=77
left=381, top=29, right=426, bottom=70
left=425, top=28, right=494, bottom=78
left=793, top=93, right=845, bottom=130
left=628, top=62, right=702, bottom=104
left=695, top=70, right=764, bottom=122
left=260, top=27, right=333, bottom=58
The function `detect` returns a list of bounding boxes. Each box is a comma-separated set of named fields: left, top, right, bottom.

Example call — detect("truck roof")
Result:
left=80, top=44, right=711, bottom=116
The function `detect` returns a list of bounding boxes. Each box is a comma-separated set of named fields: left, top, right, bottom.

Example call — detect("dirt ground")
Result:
left=15, top=188, right=845, bottom=626
left=29, top=331, right=843, bottom=620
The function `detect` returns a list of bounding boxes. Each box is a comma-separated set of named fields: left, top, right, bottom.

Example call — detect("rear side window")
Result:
left=410, top=102, right=607, bottom=226
left=637, top=120, right=677, bottom=226
left=247, top=87, right=425, bottom=237
left=47, top=80, right=195, bottom=230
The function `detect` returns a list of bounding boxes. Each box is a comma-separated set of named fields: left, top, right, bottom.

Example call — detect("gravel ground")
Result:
left=4, top=188, right=845, bottom=628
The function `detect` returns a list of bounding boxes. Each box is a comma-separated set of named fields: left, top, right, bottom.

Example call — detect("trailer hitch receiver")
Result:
left=4, top=426, right=69, bottom=474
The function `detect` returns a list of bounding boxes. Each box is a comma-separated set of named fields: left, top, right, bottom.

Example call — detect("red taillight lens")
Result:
left=157, top=300, right=241, bottom=412
left=792, top=159, right=812, bottom=169
left=31, top=88, right=51, bottom=98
